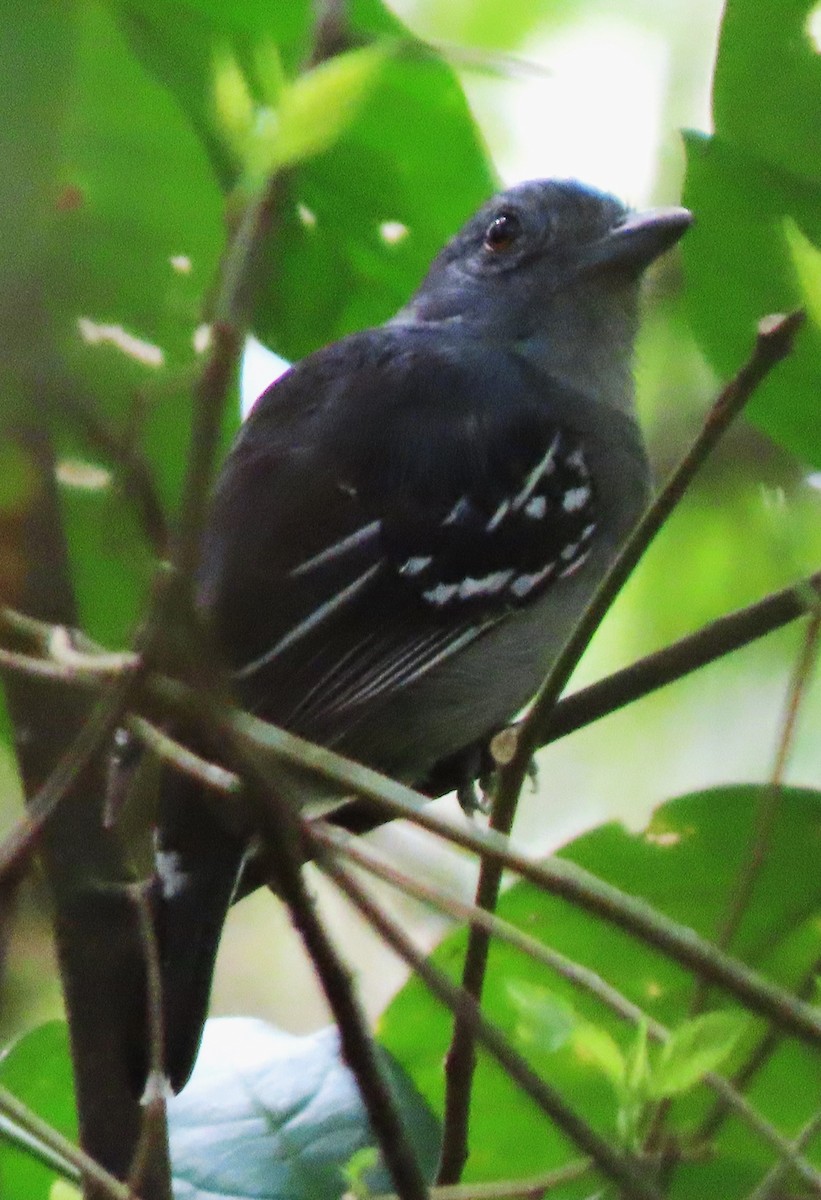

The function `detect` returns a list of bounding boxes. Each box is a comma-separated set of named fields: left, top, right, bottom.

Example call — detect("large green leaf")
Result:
left=682, top=0, right=821, bottom=467
left=116, top=0, right=497, bottom=360
left=167, top=1018, right=440, bottom=1200
left=0, top=1023, right=76, bottom=1200
left=49, top=1, right=228, bottom=646
left=0, top=1018, right=440, bottom=1200
left=379, top=786, right=821, bottom=1194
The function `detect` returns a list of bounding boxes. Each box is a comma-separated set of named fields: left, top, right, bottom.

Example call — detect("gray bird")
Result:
left=150, top=178, right=691, bottom=1091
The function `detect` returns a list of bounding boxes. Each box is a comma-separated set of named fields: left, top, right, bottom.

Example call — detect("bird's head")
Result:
left=393, top=178, right=692, bottom=405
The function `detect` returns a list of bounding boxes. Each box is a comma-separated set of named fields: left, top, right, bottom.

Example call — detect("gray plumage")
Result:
left=149, top=178, right=691, bottom=1091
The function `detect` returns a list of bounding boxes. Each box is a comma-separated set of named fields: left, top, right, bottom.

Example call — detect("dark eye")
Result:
left=483, top=211, right=522, bottom=253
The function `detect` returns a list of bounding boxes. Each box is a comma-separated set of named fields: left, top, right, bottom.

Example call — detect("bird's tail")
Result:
left=133, top=767, right=246, bottom=1095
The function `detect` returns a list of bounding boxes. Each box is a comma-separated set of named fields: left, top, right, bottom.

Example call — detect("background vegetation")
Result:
left=0, top=1, right=819, bottom=1198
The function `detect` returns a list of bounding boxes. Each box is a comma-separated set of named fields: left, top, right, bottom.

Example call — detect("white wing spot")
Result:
left=559, top=548, right=591, bottom=578
left=291, top=521, right=381, bottom=577
left=524, top=495, right=547, bottom=520
left=512, top=435, right=559, bottom=511
left=457, top=570, right=514, bottom=599
left=155, top=849, right=189, bottom=900
left=423, top=582, right=459, bottom=606
left=562, top=485, right=591, bottom=513
left=399, top=555, right=433, bottom=577
left=509, top=562, right=556, bottom=598
left=566, top=447, right=589, bottom=476
left=443, top=496, right=471, bottom=526
left=486, top=499, right=510, bottom=531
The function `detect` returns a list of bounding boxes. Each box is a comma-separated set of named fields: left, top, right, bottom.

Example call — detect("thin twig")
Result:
left=139, top=683, right=821, bottom=1054
left=127, top=714, right=241, bottom=795
left=367, top=1158, right=592, bottom=1200
left=0, top=665, right=143, bottom=884
left=209, top=716, right=430, bottom=1200
left=438, top=311, right=806, bottom=1181
left=126, top=883, right=171, bottom=1197
left=171, top=170, right=290, bottom=591
left=660, top=605, right=821, bottom=1176
left=695, top=961, right=821, bottom=1145
left=534, top=571, right=821, bottom=752
left=58, top=389, right=171, bottom=558
left=745, top=1109, right=821, bottom=1200
left=5, top=558, right=821, bottom=794
left=0, top=1085, right=142, bottom=1200
left=316, top=824, right=821, bottom=1196
left=717, top=606, right=821, bottom=956
left=313, top=840, right=663, bottom=1200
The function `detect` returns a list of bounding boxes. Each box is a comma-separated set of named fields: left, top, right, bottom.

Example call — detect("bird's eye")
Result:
left=483, top=211, right=521, bottom=253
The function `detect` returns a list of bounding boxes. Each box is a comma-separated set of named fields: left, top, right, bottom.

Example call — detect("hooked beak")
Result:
left=583, top=206, right=693, bottom=275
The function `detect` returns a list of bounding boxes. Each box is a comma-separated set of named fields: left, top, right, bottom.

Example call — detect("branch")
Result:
left=313, top=841, right=663, bottom=1200
left=137, top=676, right=821, bottom=1054
left=0, top=418, right=170, bottom=1199
left=0, top=1085, right=142, bottom=1200
left=58, top=389, right=170, bottom=558
left=368, top=1159, right=592, bottom=1200
left=438, top=310, right=806, bottom=1182
left=206, top=713, right=430, bottom=1200
left=715, top=605, right=821, bottom=956
left=745, top=1108, right=821, bottom=1200
left=170, top=172, right=289, bottom=591
left=317, top=825, right=821, bottom=1196
left=535, top=569, right=821, bottom=751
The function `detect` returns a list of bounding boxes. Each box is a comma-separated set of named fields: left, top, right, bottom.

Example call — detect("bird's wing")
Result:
left=200, top=328, right=601, bottom=748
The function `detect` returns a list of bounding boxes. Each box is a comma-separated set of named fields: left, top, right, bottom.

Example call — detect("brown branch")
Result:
left=536, top=570, right=821, bottom=750
left=125, top=884, right=171, bottom=1198
left=316, top=824, right=821, bottom=1196
left=716, top=606, right=821, bottom=955
left=57, top=390, right=170, bottom=558
left=0, top=415, right=170, bottom=1199
left=313, top=840, right=663, bottom=1200
left=370, top=1159, right=592, bottom=1200
left=438, top=311, right=806, bottom=1183
left=203, top=712, right=430, bottom=1200
left=0, top=1085, right=143, bottom=1200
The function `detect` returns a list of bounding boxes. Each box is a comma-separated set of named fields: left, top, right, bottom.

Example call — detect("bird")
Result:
left=149, top=178, right=692, bottom=1093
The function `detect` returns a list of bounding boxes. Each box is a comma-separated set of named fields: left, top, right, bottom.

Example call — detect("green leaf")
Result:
left=784, top=217, right=821, bottom=331
left=117, top=0, right=497, bottom=360
left=623, top=1019, right=650, bottom=1099
left=649, top=1012, right=745, bottom=1099
left=259, top=45, right=391, bottom=174
left=682, top=0, right=821, bottom=467
left=712, top=0, right=821, bottom=186
left=0, top=1024, right=76, bottom=1200
left=505, top=981, right=578, bottom=1052
left=380, top=786, right=821, bottom=1191
left=168, top=1018, right=440, bottom=1200
left=683, top=133, right=821, bottom=468
left=569, top=1024, right=625, bottom=1091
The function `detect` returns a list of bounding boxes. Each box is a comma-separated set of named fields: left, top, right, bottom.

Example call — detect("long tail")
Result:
left=150, top=768, right=246, bottom=1093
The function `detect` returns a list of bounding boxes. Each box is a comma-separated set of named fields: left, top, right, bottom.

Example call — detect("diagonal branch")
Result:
left=312, top=838, right=663, bottom=1200
left=438, top=310, right=806, bottom=1183
left=316, top=824, right=821, bottom=1196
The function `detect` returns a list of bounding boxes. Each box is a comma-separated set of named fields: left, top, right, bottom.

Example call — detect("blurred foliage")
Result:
left=380, top=786, right=821, bottom=1196
left=0, top=0, right=820, bottom=1196
left=683, top=0, right=821, bottom=467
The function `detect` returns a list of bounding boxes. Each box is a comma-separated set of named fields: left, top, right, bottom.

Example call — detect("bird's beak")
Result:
left=582, top=206, right=693, bottom=275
